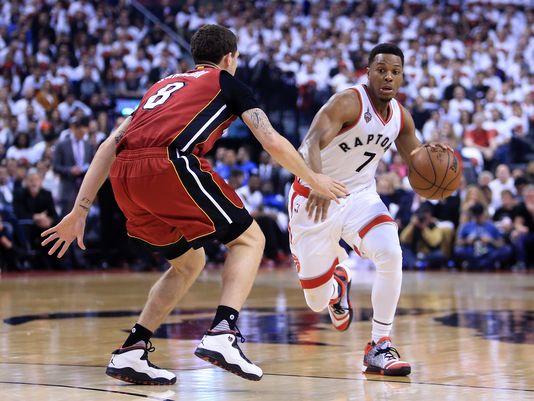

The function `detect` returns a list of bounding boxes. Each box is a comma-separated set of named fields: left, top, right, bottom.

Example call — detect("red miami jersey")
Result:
left=117, top=66, right=258, bottom=156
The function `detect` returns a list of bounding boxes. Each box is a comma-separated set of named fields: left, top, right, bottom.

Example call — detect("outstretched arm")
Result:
left=299, top=89, right=361, bottom=222
left=41, top=117, right=132, bottom=257
left=242, top=108, right=348, bottom=202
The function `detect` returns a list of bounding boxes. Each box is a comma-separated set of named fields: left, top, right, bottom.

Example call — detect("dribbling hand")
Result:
left=41, top=211, right=87, bottom=258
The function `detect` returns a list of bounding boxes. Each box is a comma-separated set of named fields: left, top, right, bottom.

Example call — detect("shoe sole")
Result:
left=105, top=367, right=176, bottom=385
left=362, top=364, right=411, bottom=376
left=194, top=348, right=262, bottom=381
left=330, top=266, right=353, bottom=332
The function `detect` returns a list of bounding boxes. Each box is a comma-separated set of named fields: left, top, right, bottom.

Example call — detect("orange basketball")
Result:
left=408, top=145, right=462, bottom=200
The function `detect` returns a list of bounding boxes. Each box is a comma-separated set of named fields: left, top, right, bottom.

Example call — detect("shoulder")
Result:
left=321, top=88, right=362, bottom=123
left=329, top=87, right=362, bottom=109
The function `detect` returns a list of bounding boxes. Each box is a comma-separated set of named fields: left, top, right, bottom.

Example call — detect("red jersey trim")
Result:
left=336, top=88, right=363, bottom=136
left=299, top=258, right=338, bottom=289
left=362, top=85, right=393, bottom=125
left=292, top=178, right=311, bottom=198
left=358, top=215, right=395, bottom=239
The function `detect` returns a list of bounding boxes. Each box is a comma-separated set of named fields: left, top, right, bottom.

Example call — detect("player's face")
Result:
left=227, top=50, right=239, bottom=76
left=367, top=54, right=403, bottom=102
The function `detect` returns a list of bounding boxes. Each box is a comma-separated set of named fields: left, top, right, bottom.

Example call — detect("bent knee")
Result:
left=229, top=220, right=265, bottom=250
left=303, top=285, right=331, bottom=312
left=374, top=246, right=403, bottom=272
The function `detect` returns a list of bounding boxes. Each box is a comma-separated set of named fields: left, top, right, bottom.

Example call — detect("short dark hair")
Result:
left=369, top=43, right=404, bottom=66
left=190, top=25, right=237, bottom=65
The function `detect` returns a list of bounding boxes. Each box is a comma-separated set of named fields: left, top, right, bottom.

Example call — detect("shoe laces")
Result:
left=374, top=345, right=401, bottom=361
left=140, top=340, right=159, bottom=369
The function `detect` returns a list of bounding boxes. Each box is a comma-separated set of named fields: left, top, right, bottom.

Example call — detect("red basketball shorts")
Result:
left=109, top=148, right=253, bottom=259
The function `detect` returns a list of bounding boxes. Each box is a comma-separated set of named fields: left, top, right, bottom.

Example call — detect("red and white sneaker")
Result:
left=362, top=337, right=411, bottom=376
left=327, top=264, right=353, bottom=331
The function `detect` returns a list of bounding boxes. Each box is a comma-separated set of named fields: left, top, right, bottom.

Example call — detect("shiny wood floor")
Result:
left=1, top=266, right=533, bottom=401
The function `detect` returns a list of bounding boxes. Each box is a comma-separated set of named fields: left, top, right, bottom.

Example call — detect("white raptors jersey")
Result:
left=302, top=84, right=403, bottom=194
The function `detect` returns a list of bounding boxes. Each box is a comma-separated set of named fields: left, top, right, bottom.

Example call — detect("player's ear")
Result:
left=221, top=52, right=233, bottom=67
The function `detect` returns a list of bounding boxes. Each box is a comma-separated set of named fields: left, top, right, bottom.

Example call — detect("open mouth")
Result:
left=380, top=86, right=393, bottom=94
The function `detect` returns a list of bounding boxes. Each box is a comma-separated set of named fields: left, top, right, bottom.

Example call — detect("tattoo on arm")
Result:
left=114, top=129, right=125, bottom=144
left=246, top=109, right=273, bottom=134
left=79, top=197, right=92, bottom=212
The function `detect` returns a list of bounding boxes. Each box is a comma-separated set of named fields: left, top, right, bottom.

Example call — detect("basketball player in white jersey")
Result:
left=288, top=43, right=451, bottom=376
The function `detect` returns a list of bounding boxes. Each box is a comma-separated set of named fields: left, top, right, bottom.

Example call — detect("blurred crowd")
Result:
left=0, top=0, right=533, bottom=271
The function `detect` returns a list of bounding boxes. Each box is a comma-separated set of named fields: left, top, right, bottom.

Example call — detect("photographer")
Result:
left=400, top=205, right=445, bottom=269
left=454, top=203, right=512, bottom=270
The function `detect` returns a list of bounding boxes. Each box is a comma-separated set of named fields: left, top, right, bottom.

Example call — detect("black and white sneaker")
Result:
left=194, top=329, right=263, bottom=381
left=105, top=341, right=176, bottom=385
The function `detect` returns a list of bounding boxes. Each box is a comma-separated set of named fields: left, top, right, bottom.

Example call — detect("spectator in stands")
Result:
left=489, top=164, right=516, bottom=210
left=511, top=185, right=534, bottom=270
left=400, top=204, right=445, bottom=269
left=53, top=116, right=94, bottom=216
left=0, top=116, right=17, bottom=149
left=237, top=171, right=289, bottom=265
left=236, top=145, right=257, bottom=182
left=6, top=133, right=45, bottom=165
left=463, top=113, right=497, bottom=169
left=460, top=185, right=490, bottom=224
left=57, top=93, right=92, bottom=123
left=35, top=80, right=59, bottom=114
left=493, top=189, right=516, bottom=242
left=0, top=214, right=18, bottom=270
left=455, top=203, right=512, bottom=270
left=13, top=168, right=57, bottom=269
left=214, top=148, right=237, bottom=181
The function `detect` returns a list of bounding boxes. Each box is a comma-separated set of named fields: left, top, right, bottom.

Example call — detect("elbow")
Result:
left=262, top=134, right=284, bottom=156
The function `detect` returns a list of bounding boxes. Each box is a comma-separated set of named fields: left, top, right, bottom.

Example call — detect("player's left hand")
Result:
left=41, top=210, right=87, bottom=257
left=428, top=142, right=454, bottom=153
left=306, top=191, right=331, bottom=223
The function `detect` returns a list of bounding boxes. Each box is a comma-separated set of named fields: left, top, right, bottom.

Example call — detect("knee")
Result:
left=303, top=285, right=331, bottom=312
left=374, top=245, right=403, bottom=273
left=238, top=221, right=265, bottom=251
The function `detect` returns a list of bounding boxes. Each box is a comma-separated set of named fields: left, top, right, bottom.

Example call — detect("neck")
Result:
left=196, top=61, right=220, bottom=69
left=366, top=86, right=390, bottom=116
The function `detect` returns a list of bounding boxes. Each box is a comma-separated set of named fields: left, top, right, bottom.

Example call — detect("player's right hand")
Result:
left=41, top=210, right=87, bottom=258
left=309, top=173, right=348, bottom=204
left=305, top=191, right=331, bottom=223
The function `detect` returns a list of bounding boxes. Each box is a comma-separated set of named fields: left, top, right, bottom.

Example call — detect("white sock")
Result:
left=359, top=223, right=403, bottom=344
left=372, top=319, right=392, bottom=343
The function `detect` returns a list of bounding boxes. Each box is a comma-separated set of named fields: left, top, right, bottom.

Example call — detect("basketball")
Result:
left=408, top=145, right=462, bottom=200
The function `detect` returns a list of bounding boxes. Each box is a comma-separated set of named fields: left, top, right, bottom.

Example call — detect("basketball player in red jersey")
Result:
left=41, top=25, right=347, bottom=384
left=288, top=44, right=451, bottom=376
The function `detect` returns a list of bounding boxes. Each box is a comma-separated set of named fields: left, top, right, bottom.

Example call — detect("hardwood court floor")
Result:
left=1, top=266, right=533, bottom=401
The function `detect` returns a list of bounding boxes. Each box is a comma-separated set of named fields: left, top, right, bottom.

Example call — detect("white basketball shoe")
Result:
left=194, top=329, right=263, bottom=381
left=105, top=341, right=176, bottom=385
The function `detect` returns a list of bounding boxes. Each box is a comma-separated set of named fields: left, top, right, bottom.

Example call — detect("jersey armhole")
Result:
left=337, top=88, right=363, bottom=136
left=398, top=103, right=405, bottom=137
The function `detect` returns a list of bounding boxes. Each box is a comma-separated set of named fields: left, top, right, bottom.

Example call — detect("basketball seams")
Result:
left=409, top=146, right=462, bottom=199
left=428, top=148, right=450, bottom=200
left=410, top=166, right=436, bottom=190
